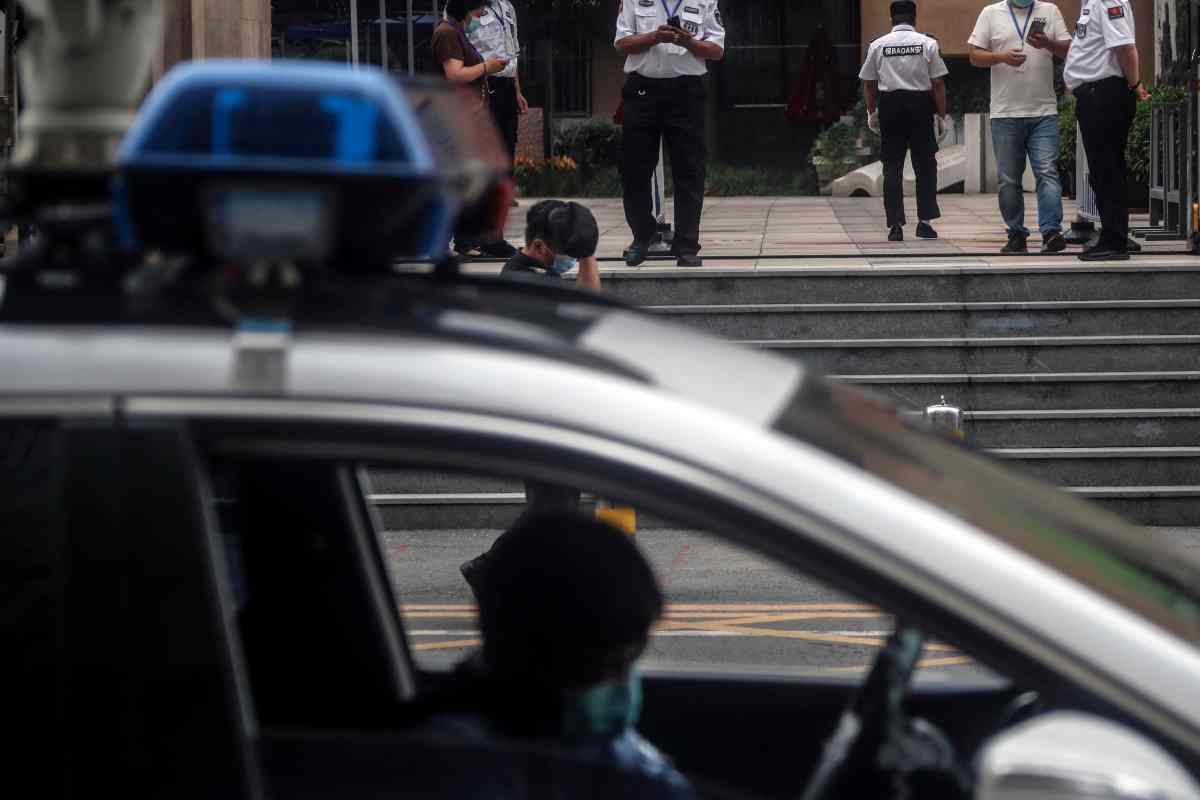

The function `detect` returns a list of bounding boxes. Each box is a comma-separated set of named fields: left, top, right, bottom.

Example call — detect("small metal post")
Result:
left=350, top=0, right=360, bottom=68
left=924, top=396, right=964, bottom=439
left=380, top=0, right=388, bottom=71
left=406, top=0, right=414, bottom=75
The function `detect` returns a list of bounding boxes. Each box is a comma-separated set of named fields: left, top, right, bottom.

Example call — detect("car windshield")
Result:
left=776, top=380, right=1200, bottom=650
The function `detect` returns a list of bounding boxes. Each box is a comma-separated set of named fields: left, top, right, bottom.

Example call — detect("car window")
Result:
left=367, top=464, right=999, bottom=683
left=776, top=381, right=1200, bottom=651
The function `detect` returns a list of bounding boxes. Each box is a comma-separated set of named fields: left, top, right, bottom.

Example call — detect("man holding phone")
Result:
left=968, top=0, right=1071, bottom=254
left=615, top=0, right=725, bottom=267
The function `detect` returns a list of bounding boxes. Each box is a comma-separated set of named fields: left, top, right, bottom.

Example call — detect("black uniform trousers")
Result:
left=621, top=73, right=707, bottom=255
left=487, top=76, right=520, bottom=168
left=1074, top=76, right=1137, bottom=249
left=878, top=89, right=940, bottom=228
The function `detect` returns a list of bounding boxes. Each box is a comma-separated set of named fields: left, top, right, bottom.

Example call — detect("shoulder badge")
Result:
left=1106, top=4, right=1125, bottom=19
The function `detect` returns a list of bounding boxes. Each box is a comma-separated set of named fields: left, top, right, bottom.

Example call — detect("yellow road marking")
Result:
left=400, top=602, right=878, bottom=613
left=827, top=654, right=974, bottom=673
left=658, top=611, right=885, bottom=630
left=412, top=638, right=481, bottom=652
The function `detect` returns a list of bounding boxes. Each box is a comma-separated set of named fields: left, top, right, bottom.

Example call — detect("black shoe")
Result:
left=915, top=222, right=938, bottom=239
left=1127, top=236, right=1142, bottom=253
left=1077, top=244, right=1130, bottom=261
left=675, top=253, right=703, bottom=267
left=1001, top=231, right=1028, bottom=253
left=1041, top=231, right=1067, bottom=253
left=480, top=240, right=518, bottom=258
left=624, top=240, right=649, bottom=267
left=888, top=225, right=904, bottom=242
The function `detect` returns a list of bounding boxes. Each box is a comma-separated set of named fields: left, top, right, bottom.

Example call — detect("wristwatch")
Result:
left=1129, top=79, right=1143, bottom=91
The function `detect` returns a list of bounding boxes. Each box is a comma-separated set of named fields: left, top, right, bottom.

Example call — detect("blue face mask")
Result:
left=1009, top=0, right=1034, bottom=7
left=561, top=674, right=642, bottom=739
left=547, top=254, right=578, bottom=276
left=466, top=16, right=482, bottom=33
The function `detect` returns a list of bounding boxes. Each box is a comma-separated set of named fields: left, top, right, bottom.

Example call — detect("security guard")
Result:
left=859, top=0, right=950, bottom=242
left=1061, top=0, right=1150, bottom=261
left=464, top=0, right=526, bottom=172
left=615, top=0, right=725, bottom=267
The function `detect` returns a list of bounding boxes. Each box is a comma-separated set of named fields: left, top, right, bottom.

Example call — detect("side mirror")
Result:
left=977, top=712, right=1200, bottom=800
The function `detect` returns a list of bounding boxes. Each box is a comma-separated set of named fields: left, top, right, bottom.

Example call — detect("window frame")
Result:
left=154, top=396, right=1056, bottom=690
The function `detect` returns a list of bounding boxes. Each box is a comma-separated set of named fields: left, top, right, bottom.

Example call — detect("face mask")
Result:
left=1010, top=0, right=1034, bottom=7
left=466, top=16, right=482, bottom=33
left=561, top=673, right=642, bottom=739
left=547, top=254, right=578, bottom=276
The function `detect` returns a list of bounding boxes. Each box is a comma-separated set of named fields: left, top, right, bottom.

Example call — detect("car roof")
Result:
left=0, top=273, right=806, bottom=429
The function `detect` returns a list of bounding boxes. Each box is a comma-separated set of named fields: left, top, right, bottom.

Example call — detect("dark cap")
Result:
left=890, top=0, right=916, bottom=14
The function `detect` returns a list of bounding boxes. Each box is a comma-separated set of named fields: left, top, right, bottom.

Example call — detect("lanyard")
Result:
left=1008, top=2, right=1034, bottom=49
left=660, top=0, right=684, bottom=19
left=487, top=1, right=517, bottom=55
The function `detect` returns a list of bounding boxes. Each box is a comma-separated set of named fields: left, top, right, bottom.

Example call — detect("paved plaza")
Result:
left=480, top=195, right=1191, bottom=271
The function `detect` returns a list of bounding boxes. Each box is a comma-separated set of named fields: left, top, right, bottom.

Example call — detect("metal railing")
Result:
left=1149, top=101, right=1188, bottom=239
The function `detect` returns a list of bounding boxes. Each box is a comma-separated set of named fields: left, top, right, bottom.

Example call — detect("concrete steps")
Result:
left=368, top=264, right=1200, bottom=528
left=601, top=266, right=1200, bottom=306
left=757, top=336, right=1200, bottom=374
left=965, top=410, right=1200, bottom=448
left=652, top=300, right=1200, bottom=339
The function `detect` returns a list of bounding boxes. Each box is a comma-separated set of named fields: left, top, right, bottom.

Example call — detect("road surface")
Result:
left=381, top=527, right=999, bottom=681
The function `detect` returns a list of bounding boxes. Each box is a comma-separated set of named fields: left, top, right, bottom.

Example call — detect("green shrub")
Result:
left=554, top=120, right=622, bottom=180
left=702, top=163, right=815, bottom=197
left=514, top=155, right=582, bottom=196
left=1058, top=94, right=1076, bottom=191
left=810, top=121, right=859, bottom=181
left=1127, top=85, right=1185, bottom=186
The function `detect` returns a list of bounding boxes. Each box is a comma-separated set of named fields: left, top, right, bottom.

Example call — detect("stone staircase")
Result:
left=371, top=263, right=1200, bottom=528
left=609, top=264, right=1200, bottom=526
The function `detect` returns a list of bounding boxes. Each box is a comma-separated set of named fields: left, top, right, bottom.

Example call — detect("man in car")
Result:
left=436, top=511, right=694, bottom=798
left=501, top=199, right=601, bottom=290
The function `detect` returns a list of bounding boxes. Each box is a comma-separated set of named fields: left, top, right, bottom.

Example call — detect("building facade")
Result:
left=156, top=1, right=1157, bottom=170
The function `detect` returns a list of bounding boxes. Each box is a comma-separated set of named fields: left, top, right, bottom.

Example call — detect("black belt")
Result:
left=627, top=73, right=703, bottom=90
left=1072, top=75, right=1127, bottom=99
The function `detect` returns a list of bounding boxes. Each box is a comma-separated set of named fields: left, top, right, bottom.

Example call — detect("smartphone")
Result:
left=666, top=14, right=681, bottom=28
left=1028, top=18, right=1046, bottom=39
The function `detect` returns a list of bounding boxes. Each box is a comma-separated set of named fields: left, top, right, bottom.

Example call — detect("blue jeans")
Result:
left=991, top=115, right=1063, bottom=237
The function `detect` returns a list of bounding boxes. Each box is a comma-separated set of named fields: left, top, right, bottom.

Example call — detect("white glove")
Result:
left=935, top=114, right=951, bottom=143
left=867, top=110, right=880, bottom=135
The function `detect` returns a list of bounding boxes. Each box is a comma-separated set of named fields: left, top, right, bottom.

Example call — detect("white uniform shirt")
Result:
left=1063, top=0, right=1136, bottom=90
left=465, top=0, right=520, bottom=79
left=614, top=0, right=727, bottom=79
left=968, top=1, right=1069, bottom=118
left=858, top=25, right=949, bottom=93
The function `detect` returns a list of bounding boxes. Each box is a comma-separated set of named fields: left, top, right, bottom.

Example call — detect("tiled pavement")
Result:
left=468, top=195, right=1194, bottom=272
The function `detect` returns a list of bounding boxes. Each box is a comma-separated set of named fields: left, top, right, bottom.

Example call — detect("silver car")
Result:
left=3, top=268, right=1199, bottom=799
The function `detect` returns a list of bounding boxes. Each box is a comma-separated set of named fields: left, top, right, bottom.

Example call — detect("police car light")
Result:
left=115, top=61, right=500, bottom=270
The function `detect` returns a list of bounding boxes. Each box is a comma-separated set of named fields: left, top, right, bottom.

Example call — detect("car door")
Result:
left=147, top=395, right=1054, bottom=799
left=1, top=404, right=259, bottom=800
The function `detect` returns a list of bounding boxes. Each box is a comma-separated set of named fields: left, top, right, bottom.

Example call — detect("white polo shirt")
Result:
left=1063, top=0, right=1136, bottom=90
left=858, top=25, right=948, bottom=93
left=465, top=0, right=520, bottom=79
left=614, top=0, right=726, bottom=79
left=968, top=1, right=1069, bottom=118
